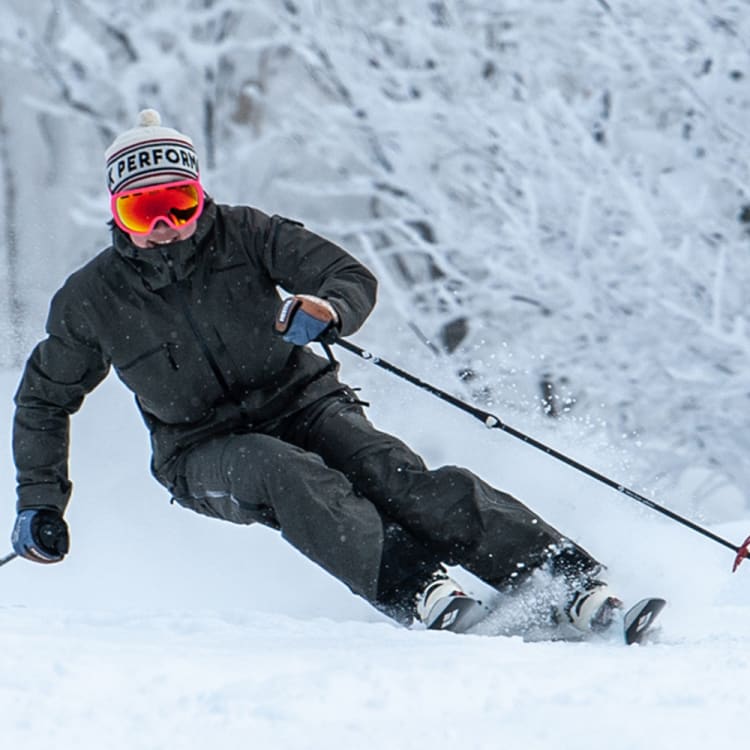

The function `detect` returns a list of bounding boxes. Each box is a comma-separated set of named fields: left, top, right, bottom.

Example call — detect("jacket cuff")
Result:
left=17, top=484, right=70, bottom=515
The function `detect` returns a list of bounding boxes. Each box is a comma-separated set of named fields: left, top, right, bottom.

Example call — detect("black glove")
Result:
left=11, top=508, right=70, bottom=564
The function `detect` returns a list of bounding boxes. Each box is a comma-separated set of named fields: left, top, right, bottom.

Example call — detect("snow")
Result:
left=1, top=360, right=749, bottom=749
left=3, top=606, right=749, bottom=750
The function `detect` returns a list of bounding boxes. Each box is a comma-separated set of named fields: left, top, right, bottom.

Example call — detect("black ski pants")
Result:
left=172, top=388, right=600, bottom=621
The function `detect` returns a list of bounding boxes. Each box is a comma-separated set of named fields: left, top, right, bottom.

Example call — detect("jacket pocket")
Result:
left=116, top=342, right=213, bottom=425
left=119, top=343, right=179, bottom=372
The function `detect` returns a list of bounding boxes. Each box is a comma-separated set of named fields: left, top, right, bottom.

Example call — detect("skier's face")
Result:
left=128, top=219, right=197, bottom=249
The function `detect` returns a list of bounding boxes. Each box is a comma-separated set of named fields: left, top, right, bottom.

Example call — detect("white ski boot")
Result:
left=416, top=572, right=485, bottom=633
left=563, top=580, right=623, bottom=634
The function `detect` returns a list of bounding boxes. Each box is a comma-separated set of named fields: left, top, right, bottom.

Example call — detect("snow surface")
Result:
left=1, top=351, right=749, bottom=749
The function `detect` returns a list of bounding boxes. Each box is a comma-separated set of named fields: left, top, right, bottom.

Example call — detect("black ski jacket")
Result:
left=13, top=199, right=377, bottom=512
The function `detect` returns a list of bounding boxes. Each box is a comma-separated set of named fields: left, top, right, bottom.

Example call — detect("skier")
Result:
left=10, top=110, right=622, bottom=635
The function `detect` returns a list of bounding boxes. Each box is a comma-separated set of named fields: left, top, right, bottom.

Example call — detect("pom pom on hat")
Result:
left=137, top=108, right=162, bottom=127
left=105, top=109, right=199, bottom=194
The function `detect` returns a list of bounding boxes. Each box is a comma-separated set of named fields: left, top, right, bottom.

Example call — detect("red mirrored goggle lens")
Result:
left=111, top=180, right=204, bottom=235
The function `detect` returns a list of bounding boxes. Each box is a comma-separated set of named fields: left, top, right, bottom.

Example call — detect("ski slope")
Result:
left=1, top=354, right=749, bottom=749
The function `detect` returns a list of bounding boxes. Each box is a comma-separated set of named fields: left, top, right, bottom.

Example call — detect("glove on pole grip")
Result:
left=12, top=509, right=70, bottom=564
left=274, top=297, right=303, bottom=335
left=275, top=295, right=339, bottom=345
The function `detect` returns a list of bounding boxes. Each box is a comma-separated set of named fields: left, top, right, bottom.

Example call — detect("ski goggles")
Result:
left=110, top=179, right=204, bottom=235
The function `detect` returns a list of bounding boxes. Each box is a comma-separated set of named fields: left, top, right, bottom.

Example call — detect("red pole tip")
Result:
left=732, top=535, right=750, bottom=572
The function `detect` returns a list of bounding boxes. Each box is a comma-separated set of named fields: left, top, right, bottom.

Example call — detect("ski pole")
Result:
left=333, top=337, right=750, bottom=572
left=0, top=552, right=18, bottom=568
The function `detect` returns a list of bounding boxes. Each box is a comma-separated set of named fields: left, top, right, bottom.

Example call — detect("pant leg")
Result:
left=172, top=431, right=441, bottom=620
left=276, top=389, right=602, bottom=591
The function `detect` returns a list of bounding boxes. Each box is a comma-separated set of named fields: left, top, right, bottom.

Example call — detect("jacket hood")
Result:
left=112, top=198, right=217, bottom=290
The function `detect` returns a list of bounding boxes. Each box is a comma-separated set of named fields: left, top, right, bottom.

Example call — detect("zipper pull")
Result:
left=160, top=251, right=179, bottom=283
left=162, top=342, right=179, bottom=370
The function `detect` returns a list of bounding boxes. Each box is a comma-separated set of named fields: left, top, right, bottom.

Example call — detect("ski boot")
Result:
left=416, top=571, right=486, bottom=633
left=561, top=579, right=624, bottom=634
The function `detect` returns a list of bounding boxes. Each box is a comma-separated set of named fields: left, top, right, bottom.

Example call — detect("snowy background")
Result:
left=1, top=1, right=750, bottom=748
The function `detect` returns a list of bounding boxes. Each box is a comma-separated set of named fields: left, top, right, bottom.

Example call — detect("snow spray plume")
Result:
left=330, top=338, right=750, bottom=573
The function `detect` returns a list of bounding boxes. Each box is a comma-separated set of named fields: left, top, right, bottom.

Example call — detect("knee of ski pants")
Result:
left=171, top=489, right=283, bottom=528
left=403, top=466, right=488, bottom=550
left=170, top=433, right=305, bottom=527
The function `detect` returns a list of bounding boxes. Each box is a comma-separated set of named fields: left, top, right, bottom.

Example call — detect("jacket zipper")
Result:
left=162, top=255, right=238, bottom=403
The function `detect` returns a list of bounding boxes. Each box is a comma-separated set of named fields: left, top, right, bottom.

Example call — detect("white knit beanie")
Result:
left=105, top=109, right=200, bottom=194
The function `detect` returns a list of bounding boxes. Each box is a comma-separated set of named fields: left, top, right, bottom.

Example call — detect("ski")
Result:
left=426, top=595, right=489, bottom=633
left=426, top=592, right=667, bottom=643
left=623, top=597, right=666, bottom=645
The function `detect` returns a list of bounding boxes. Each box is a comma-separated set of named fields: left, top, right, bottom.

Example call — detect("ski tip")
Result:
left=623, top=597, right=666, bottom=645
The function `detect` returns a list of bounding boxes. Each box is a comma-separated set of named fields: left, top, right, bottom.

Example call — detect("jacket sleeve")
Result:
left=13, top=285, right=110, bottom=514
left=260, top=213, right=378, bottom=336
